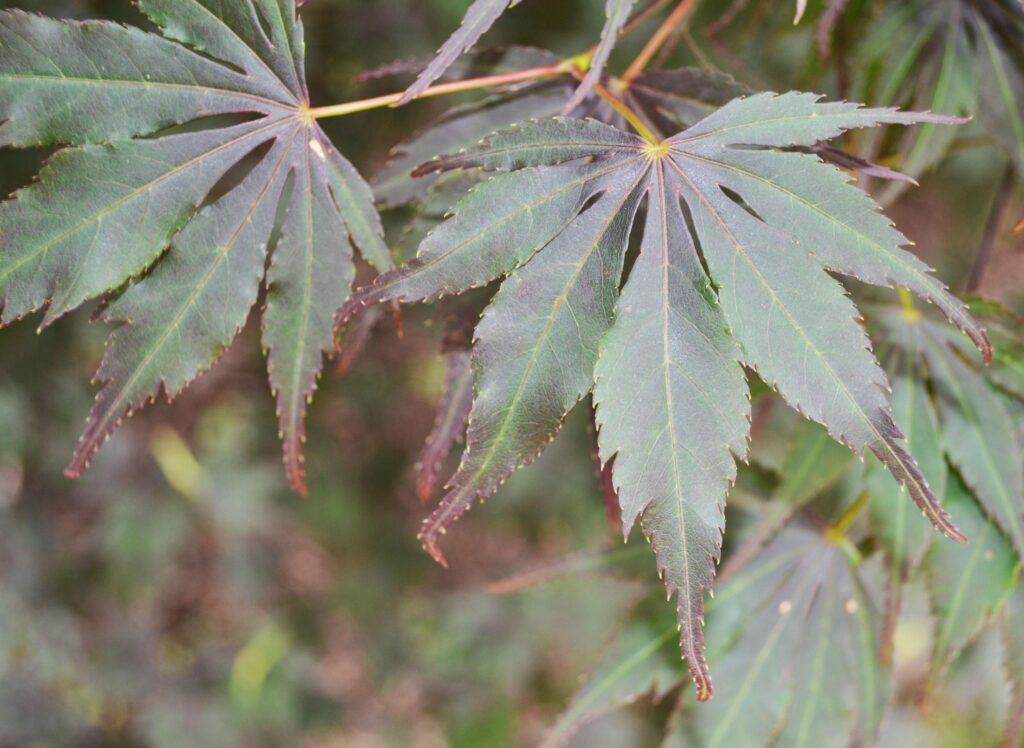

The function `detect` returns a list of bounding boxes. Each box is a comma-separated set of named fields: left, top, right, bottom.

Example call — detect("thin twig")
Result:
left=622, top=0, right=700, bottom=83
left=310, top=63, right=567, bottom=119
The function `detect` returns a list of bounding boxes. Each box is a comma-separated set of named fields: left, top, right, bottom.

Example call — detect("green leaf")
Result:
left=346, top=93, right=981, bottom=697
left=720, top=418, right=856, bottom=582
left=974, top=13, right=1024, bottom=173
left=877, top=23, right=976, bottom=203
left=920, top=321, right=1024, bottom=559
left=1003, top=587, right=1024, bottom=748
left=0, top=3, right=389, bottom=492
left=542, top=622, right=680, bottom=748
left=668, top=526, right=886, bottom=748
left=966, top=298, right=1024, bottom=401
left=927, top=474, right=1020, bottom=673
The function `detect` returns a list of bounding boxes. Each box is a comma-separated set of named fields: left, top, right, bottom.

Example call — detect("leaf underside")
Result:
left=0, top=3, right=391, bottom=493
left=343, top=92, right=987, bottom=698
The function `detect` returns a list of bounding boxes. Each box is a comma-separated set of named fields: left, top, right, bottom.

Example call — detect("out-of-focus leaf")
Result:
left=852, top=0, right=1023, bottom=201
left=666, top=526, right=886, bottom=748
left=416, top=349, right=475, bottom=502
left=866, top=346, right=946, bottom=659
left=397, top=0, right=636, bottom=111
left=920, top=322, right=1024, bottom=559
left=625, top=68, right=752, bottom=135
left=542, top=622, right=680, bottom=748
left=1003, top=588, right=1024, bottom=748
left=868, top=333, right=947, bottom=569
left=927, top=475, right=1020, bottom=673
left=974, top=15, right=1024, bottom=173
left=720, top=418, right=855, bottom=580
left=965, top=299, right=1024, bottom=402
left=877, top=23, right=975, bottom=203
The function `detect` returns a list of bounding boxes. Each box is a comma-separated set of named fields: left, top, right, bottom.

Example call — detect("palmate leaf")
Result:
left=0, top=3, right=390, bottom=493
left=719, top=418, right=855, bottom=581
left=341, top=93, right=988, bottom=697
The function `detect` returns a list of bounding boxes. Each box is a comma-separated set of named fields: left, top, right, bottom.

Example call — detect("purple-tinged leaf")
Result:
left=593, top=161, right=750, bottom=701
left=0, top=3, right=389, bottom=490
left=67, top=130, right=295, bottom=477
left=346, top=96, right=978, bottom=692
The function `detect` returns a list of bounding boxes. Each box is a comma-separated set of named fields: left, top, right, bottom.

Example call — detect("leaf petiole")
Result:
left=824, top=491, right=869, bottom=566
left=309, top=63, right=567, bottom=119
left=592, top=79, right=662, bottom=143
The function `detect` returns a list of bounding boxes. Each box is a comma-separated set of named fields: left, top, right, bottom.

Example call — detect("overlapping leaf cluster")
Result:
left=1, top=0, right=1017, bottom=727
left=866, top=304, right=1023, bottom=667
left=539, top=304, right=1022, bottom=745
left=842, top=0, right=1024, bottom=198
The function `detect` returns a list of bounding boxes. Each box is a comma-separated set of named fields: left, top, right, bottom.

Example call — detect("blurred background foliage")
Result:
left=0, top=0, right=1021, bottom=746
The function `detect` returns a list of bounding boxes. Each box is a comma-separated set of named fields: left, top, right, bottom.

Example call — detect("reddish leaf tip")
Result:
left=419, top=533, right=450, bottom=567
left=283, top=448, right=309, bottom=496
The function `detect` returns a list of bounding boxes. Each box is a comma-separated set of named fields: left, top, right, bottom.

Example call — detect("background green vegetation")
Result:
left=0, top=1, right=1021, bottom=746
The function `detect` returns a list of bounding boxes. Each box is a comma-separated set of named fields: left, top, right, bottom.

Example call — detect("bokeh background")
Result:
left=0, top=1, right=1021, bottom=746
